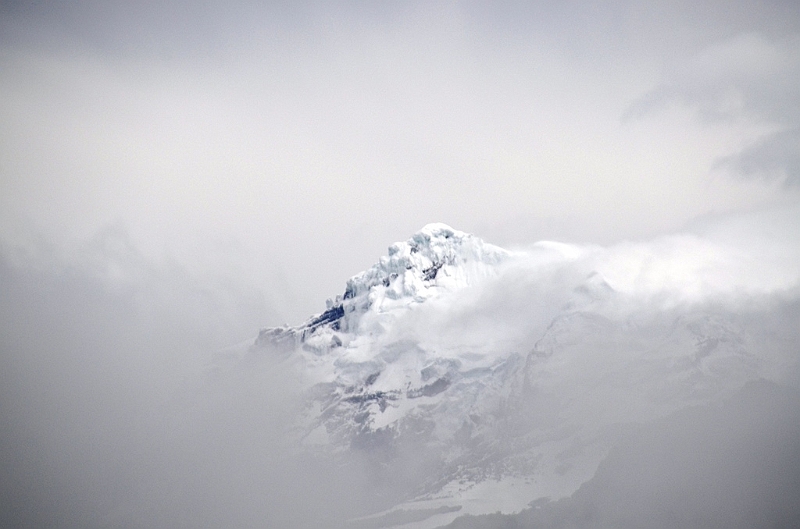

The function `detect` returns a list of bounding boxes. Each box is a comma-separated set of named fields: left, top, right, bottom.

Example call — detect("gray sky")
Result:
left=1, top=4, right=800, bottom=526
left=2, top=1, right=800, bottom=324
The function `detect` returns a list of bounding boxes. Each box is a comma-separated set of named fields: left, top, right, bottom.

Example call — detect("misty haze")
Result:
left=2, top=2, right=800, bottom=529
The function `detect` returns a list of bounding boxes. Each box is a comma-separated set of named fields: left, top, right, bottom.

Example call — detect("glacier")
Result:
left=235, top=223, right=798, bottom=529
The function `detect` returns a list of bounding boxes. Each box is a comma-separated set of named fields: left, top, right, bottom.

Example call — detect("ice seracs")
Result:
left=336, top=222, right=510, bottom=333
left=255, top=223, right=510, bottom=353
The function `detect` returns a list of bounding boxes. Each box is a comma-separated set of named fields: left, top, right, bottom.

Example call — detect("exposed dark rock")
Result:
left=422, top=261, right=443, bottom=281
left=344, top=391, right=390, bottom=405
left=408, top=377, right=450, bottom=398
left=343, top=284, right=356, bottom=299
left=309, top=304, right=345, bottom=329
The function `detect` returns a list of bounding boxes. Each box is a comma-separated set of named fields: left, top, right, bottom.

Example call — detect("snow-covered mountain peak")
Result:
left=265, top=225, right=507, bottom=342
left=344, top=223, right=509, bottom=304
left=238, top=223, right=793, bottom=528
left=253, top=224, right=510, bottom=361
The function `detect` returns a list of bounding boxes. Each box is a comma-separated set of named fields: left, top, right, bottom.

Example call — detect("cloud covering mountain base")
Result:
left=1, top=206, right=799, bottom=529
left=446, top=378, right=800, bottom=529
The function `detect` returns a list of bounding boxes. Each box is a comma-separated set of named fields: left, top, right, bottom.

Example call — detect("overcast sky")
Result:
left=2, top=0, right=800, bottom=324
left=2, top=4, right=800, bottom=527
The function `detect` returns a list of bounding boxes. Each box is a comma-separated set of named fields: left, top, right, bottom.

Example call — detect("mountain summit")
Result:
left=255, top=223, right=509, bottom=352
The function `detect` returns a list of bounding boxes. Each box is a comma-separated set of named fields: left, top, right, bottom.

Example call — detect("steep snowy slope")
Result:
left=244, top=223, right=795, bottom=529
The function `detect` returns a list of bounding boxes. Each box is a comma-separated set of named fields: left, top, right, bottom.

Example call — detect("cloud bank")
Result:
left=1, top=204, right=798, bottom=528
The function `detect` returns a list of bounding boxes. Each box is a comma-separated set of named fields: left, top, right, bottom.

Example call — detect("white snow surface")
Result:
left=336, top=222, right=510, bottom=332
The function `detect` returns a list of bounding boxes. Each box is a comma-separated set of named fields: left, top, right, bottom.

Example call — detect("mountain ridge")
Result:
left=240, top=224, right=793, bottom=529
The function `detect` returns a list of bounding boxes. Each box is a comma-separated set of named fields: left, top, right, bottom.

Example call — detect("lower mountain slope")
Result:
left=235, top=224, right=799, bottom=528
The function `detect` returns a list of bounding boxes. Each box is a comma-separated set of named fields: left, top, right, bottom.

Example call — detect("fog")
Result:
left=0, top=227, right=368, bottom=527
left=1, top=204, right=798, bottom=528
left=2, top=1, right=800, bottom=528
left=446, top=378, right=800, bottom=529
